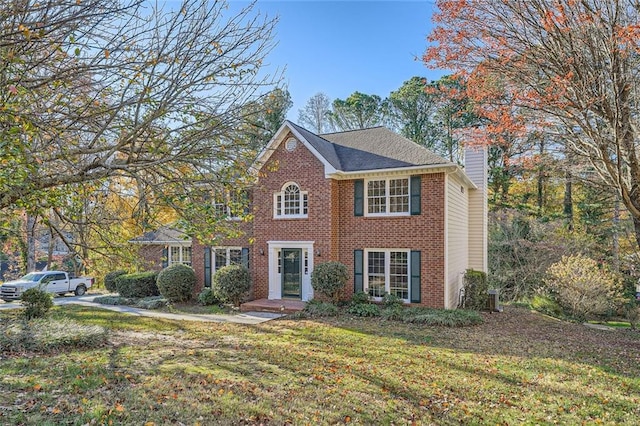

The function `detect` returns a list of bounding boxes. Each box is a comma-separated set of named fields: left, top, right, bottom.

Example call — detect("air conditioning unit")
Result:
left=487, top=289, right=502, bottom=313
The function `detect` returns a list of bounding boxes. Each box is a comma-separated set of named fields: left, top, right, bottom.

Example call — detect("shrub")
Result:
left=311, top=261, right=349, bottom=302
left=135, top=296, right=167, bottom=310
left=381, top=305, right=405, bottom=321
left=93, top=295, right=137, bottom=306
left=115, top=271, right=159, bottom=298
left=156, top=263, right=196, bottom=303
left=382, top=292, right=404, bottom=308
left=303, top=299, right=339, bottom=317
left=213, top=264, right=251, bottom=306
left=104, top=270, right=127, bottom=293
left=459, top=269, right=489, bottom=310
left=21, top=288, right=53, bottom=320
left=402, top=308, right=483, bottom=327
left=347, top=303, right=380, bottom=317
left=530, top=294, right=564, bottom=318
left=350, top=291, right=371, bottom=305
left=198, top=288, right=219, bottom=306
left=544, top=254, right=624, bottom=321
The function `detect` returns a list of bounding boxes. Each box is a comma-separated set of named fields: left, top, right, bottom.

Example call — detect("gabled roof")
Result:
left=254, top=121, right=474, bottom=186
left=320, top=126, right=451, bottom=171
left=128, top=227, right=191, bottom=245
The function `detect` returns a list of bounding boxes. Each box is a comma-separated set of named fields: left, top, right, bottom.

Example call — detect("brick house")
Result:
left=135, top=121, right=487, bottom=309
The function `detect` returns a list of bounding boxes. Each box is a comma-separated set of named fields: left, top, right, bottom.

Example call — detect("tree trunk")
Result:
left=613, top=195, right=620, bottom=272
left=25, top=214, right=37, bottom=272
left=563, top=169, right=573, bottom=230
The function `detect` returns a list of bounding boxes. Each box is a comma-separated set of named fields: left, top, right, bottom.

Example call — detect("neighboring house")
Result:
left=133, top=121, right=487, bottom=308
left=129, top=227, right=193, bottom=271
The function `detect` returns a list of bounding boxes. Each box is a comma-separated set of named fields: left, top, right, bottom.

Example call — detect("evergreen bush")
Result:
left=21, top=288, right=53, bottom=320
left=212, top=264, right=251, bottom=306
left=459, top=269, right=489, bottom=310
left=115, top=271, right=159, bottom=298
left=198, top=288, right=219, bottom=306
left=156, top=263, right=196, bottom=303
left=104, top=270, right=127, bottom=293
left=311, top=261, right=349, bottom=302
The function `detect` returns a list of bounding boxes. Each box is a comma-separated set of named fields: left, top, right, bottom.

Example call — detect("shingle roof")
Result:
left=128, top=227, right=190, bottom=244
left=287, top=121, right=451, bottom=172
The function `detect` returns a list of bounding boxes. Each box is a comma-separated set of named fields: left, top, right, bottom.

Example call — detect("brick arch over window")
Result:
left=274, top=182, right=308, bottom=218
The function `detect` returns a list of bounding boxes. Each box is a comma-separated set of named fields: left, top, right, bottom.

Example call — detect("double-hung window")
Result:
left=274, top=182, right=308, bottom=218
left=214, top=190, right=247, bottom=220
left=365, top=249, right=410, bottom=301
left=168, top=246, right=192, bottom=266
left=366, top=178, right=409, bottom=215
left=213, top=247, right=242, bottom=271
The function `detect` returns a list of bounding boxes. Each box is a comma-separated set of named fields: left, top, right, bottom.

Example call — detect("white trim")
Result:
left=331, top=164, right=478, bottom=189
left=168, top=245, right=192, bottom=266
left=273, top=181, right=309, bottom=219
left=252, top=121, right=337, bottom=178
left=444, top=173, right=450, bottom=309
left=267, top=241, right=315, bottom=301
left=129, top=240, right=192, bottom=245
left=363, top=248, right=411, bottom=303
left=364, top=176, right=411, bottom=217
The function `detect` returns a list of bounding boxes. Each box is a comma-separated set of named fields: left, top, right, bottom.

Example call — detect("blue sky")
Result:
left=231, top=0, right=446, bottom=120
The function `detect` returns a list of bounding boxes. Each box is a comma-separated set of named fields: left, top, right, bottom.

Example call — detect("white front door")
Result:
left=268, top=241, right=314, bottom=301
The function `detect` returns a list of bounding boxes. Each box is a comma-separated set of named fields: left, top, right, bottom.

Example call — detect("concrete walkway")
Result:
left=0, top=294, right=285, bottom=325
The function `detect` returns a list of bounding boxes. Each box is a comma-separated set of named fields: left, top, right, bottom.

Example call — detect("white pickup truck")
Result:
left=0, top=271, right=94, bottom=301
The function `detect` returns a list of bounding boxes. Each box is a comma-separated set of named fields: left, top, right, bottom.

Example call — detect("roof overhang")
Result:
left=251, top=121, right=338, bottom=178
left=128, top=239, right=192, bottom=245
left=329, top=164, right=478, bottom=189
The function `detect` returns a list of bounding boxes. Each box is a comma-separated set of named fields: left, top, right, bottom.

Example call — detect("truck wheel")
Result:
left=74, top=285, right=87, bottom=296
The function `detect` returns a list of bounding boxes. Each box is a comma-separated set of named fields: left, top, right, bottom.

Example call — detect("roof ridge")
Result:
left=320, top=126, right=386, bottom=136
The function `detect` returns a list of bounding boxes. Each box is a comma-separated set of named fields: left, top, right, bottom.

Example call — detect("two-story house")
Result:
left=176, top=121, right=486, bottom=309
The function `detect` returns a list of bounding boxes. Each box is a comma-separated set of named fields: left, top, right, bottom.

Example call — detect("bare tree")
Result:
left=297, top=92, right=332, bottom=133
left=0, top=0, right=280, bottom=216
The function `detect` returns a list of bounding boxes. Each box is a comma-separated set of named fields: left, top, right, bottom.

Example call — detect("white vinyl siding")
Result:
left=446, top=174, right=469, bottom=309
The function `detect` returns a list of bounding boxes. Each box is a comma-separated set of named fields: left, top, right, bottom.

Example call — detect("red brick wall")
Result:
left=251, top=131, right=334, bottom=299
left=137, top=245, right=165, bottom=272
left=336, top=173, right=446, bottom=308
left=192, top=223, right=251, bottom=295
left=187, top=130, right=447, bottom=307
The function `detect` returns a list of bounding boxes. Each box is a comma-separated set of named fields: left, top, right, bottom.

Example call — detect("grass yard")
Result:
left=1, top=305, right=639, bottom=425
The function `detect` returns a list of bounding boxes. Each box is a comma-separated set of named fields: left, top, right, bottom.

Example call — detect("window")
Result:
left=168, top=246, right=192, bottom=266
left=214, top=190, right=247, bottom=220
left=366, top=178, right=409, bottom=215
left=213, top=247, right=242, bottom=272
left=274, top=182, right=308, bottom=218
left=365, top=250, right=410, bottom=302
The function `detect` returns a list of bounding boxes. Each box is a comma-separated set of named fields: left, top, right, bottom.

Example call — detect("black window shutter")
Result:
left=354, top=180, right=364, bottom=216
left=410, top=175, right=421, bottom=215
left=354, top=250, right=364, bottom=293
left=162, top=246, right=168, bottom=268
left=410, top=250, right=421, bottom=303
left=204, top=247, right=211, bottom=288
left=241, top=248, right=250, bottom=269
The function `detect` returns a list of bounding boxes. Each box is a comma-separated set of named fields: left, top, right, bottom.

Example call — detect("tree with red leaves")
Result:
left=425, top=0, right=640, bottom=249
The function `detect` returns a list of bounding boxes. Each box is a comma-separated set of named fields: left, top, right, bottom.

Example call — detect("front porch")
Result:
left=240, top=298, right=306, bottom=314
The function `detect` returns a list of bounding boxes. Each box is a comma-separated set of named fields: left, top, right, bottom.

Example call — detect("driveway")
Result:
left=0, top=293, right=284, bottom=325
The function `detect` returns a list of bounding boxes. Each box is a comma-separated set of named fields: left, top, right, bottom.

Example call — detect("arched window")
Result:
left=274, top=182, right=308, bottom=218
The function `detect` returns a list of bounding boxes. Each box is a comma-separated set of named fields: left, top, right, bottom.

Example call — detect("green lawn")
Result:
left=1, top=305, right=639, bottom=425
